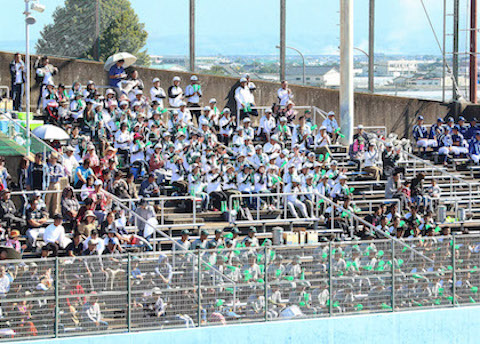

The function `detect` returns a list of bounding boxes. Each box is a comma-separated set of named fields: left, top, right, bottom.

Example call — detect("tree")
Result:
left=35, top=0, right=149, bottom=66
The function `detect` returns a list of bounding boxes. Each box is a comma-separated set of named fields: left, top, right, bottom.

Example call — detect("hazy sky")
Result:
left=0, top=0, right=471, bottom=56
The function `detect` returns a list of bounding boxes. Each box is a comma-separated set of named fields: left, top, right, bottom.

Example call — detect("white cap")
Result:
left=328, top=111, right=335, bottom=117
left=331, top=160, right=338, bottom=165
left=287, top=100, right=294, bottom=105
left=105, top=89, right=115, bottom=96
left=153, top=77, right=160, bottom=83
left=119, top=100, right=129, bottom=107
left=358, top=124, right=364, bottom=129
left=243, top=117, right=251, bottom=123
left=255, top=145, right=262, bottom=150
left=200, top=118, right=209, bottom=126
left=265, top=108, right=272, bottom=113
left=180, top=101, right=187, bottom=106
left=87, top=80, right=95, bottom=85
left=223, top=108, right=231, bottom=114
left=204, top=106, right=211, bottom=111
left=240, top=77, right=247, bottom=83
left=135, top=89, right=143, bottom=95
left=209, top=98, right=217, bottom=103
left=173, top=76, right=181, bottom=82
left=319, top=126, right=327, bottom=131
left=94, top=180, right=103, bottom=186
left=132, top=101, right=142, bottom=107
left=242, top=73, right=250, bottom=79
left=339, top=175, right=347, bottom=180
left=190, top=75, right=198, bottom=81
left=280, top=117, right=287, bottom=122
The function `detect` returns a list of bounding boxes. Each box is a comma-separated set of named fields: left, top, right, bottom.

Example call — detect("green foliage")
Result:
left=35, top=0, right=149, bottom=65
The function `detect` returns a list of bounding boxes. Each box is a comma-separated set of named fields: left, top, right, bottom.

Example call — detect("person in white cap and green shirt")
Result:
left=150, top=77, right=166, bottom=108
left=185, top=75, right=203, bottom=124
left=168, top=76, right=183, bottom=107
left=322, top=111, right=339, bottom=142
left=235, top=77, right=255, bottom=119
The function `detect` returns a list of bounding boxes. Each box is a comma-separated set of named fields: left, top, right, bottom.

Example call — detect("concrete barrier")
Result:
left=14, top=305, right=480, bottom=344
left=0, top=51, right=449, bottom=138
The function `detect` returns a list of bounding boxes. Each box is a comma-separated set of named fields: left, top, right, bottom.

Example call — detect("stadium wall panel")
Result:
left=15, top=305, right=480, bottom=344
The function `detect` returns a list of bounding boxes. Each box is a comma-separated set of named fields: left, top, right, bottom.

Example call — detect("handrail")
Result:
left=1, top=111, right=56, bottom=157
left=103, top=190, right=238, bottom=287
left=316, top=193, right=435, bottom=263
left=228, top=191, right=321, bottom=225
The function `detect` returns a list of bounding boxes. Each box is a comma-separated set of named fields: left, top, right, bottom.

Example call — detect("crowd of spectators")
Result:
left=0, top=54, right=475, bottom=336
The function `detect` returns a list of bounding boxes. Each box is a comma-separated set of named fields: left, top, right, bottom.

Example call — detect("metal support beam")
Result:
left=189, top=0, right=195, bottom=72
left=93, top=0, right=100, bottom=61
left=340, top=0, right=354, bottom=145
left=368, top=0, right=375, bottom=93
left=442, top=0, right=447, bottom=102
left=25, top=0, right=31, bottom=157
left=470, top=0, right=478, bottom=103
left=453, top=0, right=460, bottom=100
left=280, top=0, right=286, bottom=82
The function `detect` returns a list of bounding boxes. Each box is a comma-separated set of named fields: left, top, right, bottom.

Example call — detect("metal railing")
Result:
left=227, top=191, right=321, bottom=226
left=0, top=111, right=55, bottom=157
left=0, top=234, right=478, bottom=341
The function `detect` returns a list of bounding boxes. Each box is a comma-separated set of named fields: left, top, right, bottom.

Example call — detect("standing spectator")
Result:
left=185, top=75, right=203, bottom=124
left=363, top=143, right=381, bottom=181
left=0, top=157, right=10, bottom=190
left=9, top=53, right=25, bottom=111
left=150, top=78, right=166, bottom=108
left=45, top=153, right=65, bottom=217
left=235, top=78, right=255, bottom=119
left=34, top=55, right=58, bottom=113
left=26, top=153, right=46, bottom=190
left=277, top=80, right=293, bottom=106
left=168, top=76, right=183, bottom=107
left=382, top=142, right=400, bottom=178
left=61, top=186, right=80, bottom=232
left=62, top=146, right=79, bottom=182
left=108, top=59, right=127, bottom=96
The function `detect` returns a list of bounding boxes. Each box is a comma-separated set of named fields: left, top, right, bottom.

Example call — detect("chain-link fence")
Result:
left=1, top=235, right=480, bottom=340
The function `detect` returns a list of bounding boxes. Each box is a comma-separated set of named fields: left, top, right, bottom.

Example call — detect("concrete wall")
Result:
left=15, top=306, right=480, bottom=344
left=0, top=51, right=450, bottom=138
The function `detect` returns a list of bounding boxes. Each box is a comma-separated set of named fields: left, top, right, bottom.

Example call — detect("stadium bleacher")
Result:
left=0, top=64, right=480, bottom=340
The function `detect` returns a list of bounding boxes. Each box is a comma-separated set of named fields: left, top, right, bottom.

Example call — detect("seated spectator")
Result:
left=77, top=210, right=98, bottom=238
left=25, top=197, right=49, bottom=249
left=66, top=232, right=84, bottom=257
left=0, top=189, right=26, bottom=230
left=81, top=292, right=108, bottom=330
left=41, top=214, right=67, bottom=257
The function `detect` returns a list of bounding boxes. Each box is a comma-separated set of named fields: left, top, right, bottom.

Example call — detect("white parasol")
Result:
left=104, top=52, right=137, bottom=71
left=32, top=124, right=70, bottom=141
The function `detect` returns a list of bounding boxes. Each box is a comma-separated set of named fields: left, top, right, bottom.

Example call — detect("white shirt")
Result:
left=235, top=86, right=251, bottom=110
left=179, top=109, right=192, bottom=125
left=43, top=223, right=66, bottom=245
left=363, top=150, right=379, bottom=167
left=14, top=61, right=24, bottom=84
left=168, top=86, right=183, bottom=107
left=185, top=84, right=203, bottom=104
left=62, top=153, right=79, bottom=178
left=219, top=116, right=234, bottom=136
left=150, top=86, right=166, bottom=108
left=277, top=87, right=292, bottom=106
left=322, top=118, right=339, bottom=134
left=257, top=116, right=276, bottom=136
left=114, top=130, right=131, bottom=150
left=315, top=133, right=331, bottom=147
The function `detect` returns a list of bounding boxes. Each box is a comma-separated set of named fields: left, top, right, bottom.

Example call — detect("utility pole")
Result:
left=280, top=0, right=286, bottom=82
left=189, top=0, right=195, bottom=72
left=93, top=0, right=100, bottom=61
left=340, top=0, right=354, bottom=145
left=368, top=0, right=375, bottom=93
left=470, top=0, right=477, bottom=103
left=453, top=0, right=460, bottom=100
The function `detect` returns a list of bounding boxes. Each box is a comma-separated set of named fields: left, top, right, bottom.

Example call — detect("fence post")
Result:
left=264, top=247, right=268, bottom=322
left=391, top=239, right=395, bottom=311
left=54, top=257, right=59, bottom=338
left=127, top=253, right=131, bottom=332
left=197, top=251, right=202, bottom=327
left=452, top=235, right=456, bottom=307
left=328, top=241, right=333, bottom=316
